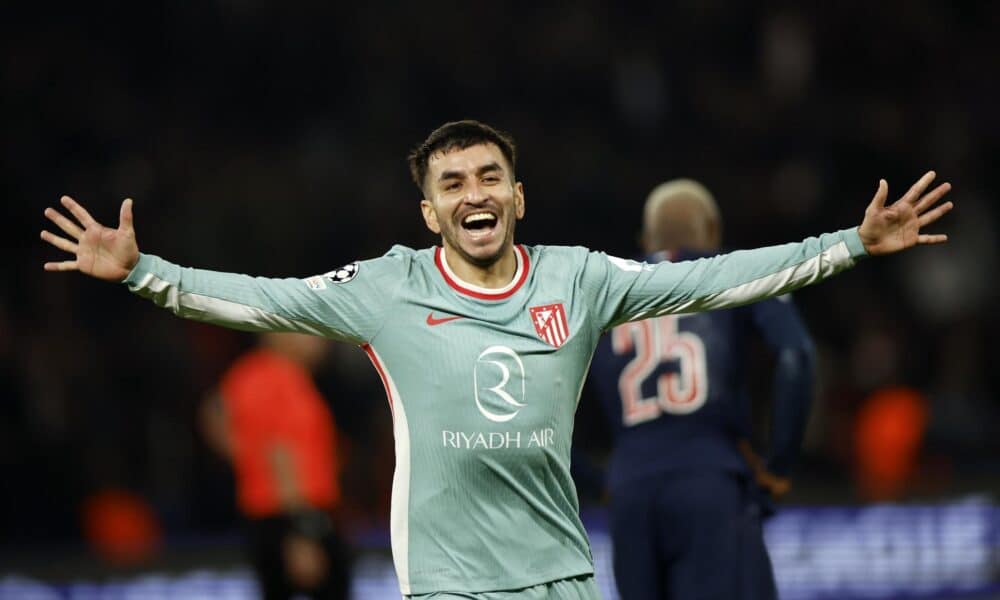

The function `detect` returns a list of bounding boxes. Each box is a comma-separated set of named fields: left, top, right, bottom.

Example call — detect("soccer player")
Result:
left=40, top=120, right=952, bottom=599
left=587, top=179, right=816, bottom=599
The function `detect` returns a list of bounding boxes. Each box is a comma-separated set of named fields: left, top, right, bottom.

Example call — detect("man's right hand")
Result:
left=41, top=196, right=140, bottom=281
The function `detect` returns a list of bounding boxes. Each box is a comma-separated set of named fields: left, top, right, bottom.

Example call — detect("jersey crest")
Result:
left=529, top=303, right=570, bottom=348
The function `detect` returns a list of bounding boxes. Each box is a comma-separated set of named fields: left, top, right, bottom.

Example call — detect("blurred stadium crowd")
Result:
left=2, top=0, right=998, bottom=579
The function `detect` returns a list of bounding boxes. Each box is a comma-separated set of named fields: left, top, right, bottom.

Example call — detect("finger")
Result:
left=914, top=182, right=951, bottom=214
left=119, top=198, right=134, bottom=231
left=40, top=230, right=79, bottom=254
left=901, top=170, right=936, bottom=204
left=43, top=260, right=79, bottom=272
left=917, top=201, right=953, bottom=227
left=44, top=207, right=84, bottom=239
left=917, top=233, right=948, bottom=245
left=869, top=179, right=888, bottom=210
left=60, top=195, right=97, bottom=228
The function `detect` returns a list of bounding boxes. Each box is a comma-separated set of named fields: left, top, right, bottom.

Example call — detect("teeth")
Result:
left=463, top=213, right=496, bottom=224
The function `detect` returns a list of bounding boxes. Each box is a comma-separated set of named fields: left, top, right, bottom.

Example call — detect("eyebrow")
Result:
left=437, top=162, right=505, bottom=182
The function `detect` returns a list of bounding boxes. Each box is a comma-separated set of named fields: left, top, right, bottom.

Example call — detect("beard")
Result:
left=440, top=213, right=516, bottom=269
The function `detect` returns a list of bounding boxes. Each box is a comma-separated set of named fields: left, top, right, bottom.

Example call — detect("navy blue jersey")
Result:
left=589, top=250, right=816, bottom=491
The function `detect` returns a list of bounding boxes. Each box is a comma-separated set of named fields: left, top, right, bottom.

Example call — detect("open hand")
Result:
left=41, top=196, right=140, bottom=282
left=858, top=171, right=953, bottom=256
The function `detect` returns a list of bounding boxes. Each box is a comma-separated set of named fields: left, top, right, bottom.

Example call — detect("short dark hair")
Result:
left=407, top=120, right=517, bottom=193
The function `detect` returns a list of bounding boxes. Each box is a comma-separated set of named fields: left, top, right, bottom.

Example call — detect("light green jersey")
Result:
left=124, top=228, right=867, bottom=595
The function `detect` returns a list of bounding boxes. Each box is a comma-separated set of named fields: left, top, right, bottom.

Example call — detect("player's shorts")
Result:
left=609, top=470, right=776, bottom=600
left=405, top=574, right=600, bottom=599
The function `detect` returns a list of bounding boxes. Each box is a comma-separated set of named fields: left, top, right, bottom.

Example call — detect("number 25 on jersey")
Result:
left=611, top=315, right=708, bottom=426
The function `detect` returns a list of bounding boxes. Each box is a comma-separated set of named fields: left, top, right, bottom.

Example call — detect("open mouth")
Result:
left=460, top=211, right=498, bottom=234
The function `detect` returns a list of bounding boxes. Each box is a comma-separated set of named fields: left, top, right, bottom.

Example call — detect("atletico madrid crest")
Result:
left=530, top=303, right=570, bottom=348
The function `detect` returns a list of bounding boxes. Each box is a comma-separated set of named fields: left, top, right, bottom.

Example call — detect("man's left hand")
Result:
left=858, top=171, right=952, bottom=256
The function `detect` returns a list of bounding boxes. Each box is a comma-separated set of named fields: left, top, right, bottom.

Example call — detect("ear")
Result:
left=420, top=198, right=441, bottom=234
left=514, top=181, right=526, bottom=220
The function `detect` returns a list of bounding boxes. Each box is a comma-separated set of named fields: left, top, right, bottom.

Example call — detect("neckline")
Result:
left=434, top=245, right=530, bottom=300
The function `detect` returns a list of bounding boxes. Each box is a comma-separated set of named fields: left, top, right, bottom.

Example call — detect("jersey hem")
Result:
left=402, top=566, right=595, bottom=596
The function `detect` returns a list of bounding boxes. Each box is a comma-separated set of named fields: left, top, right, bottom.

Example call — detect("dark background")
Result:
left=2, top=0, right=998, bottom=561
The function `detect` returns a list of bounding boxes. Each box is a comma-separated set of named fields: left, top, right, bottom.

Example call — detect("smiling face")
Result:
left=420, top=143, right=525, bottom=270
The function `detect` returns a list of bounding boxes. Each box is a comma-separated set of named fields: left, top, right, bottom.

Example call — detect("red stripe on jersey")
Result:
left=361, top=343, right=394, bottom=419
left=434, top=245, right=530, bottom=300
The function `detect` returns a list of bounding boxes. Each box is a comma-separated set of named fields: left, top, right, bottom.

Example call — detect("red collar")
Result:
left=434, top=245, right=530, bottom=300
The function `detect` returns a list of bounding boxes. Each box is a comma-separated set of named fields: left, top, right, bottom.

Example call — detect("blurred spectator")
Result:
left=81, top=487, right=162, bottom=565
left=200, top=332, right=351, bottom=599
left=853, top=386, right=929, bottom=502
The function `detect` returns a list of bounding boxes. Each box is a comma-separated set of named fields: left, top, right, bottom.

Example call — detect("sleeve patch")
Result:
left=324, top=261, right=360, bottom=284
left=304, top=275, right=327, bottom=290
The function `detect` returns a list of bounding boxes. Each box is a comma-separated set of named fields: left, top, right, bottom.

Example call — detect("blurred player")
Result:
left=200, top=332, right=351, bottom=599
left=588, top=179, right=816, bottom=599
left=41, top=120, right=952, bottom=599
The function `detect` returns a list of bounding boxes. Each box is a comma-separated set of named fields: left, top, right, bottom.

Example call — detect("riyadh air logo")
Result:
left=444, top=346, right=553, bottom=450
left=473, top=345, right=526, bottom=422
left=530, top=303, right=570, bottom=348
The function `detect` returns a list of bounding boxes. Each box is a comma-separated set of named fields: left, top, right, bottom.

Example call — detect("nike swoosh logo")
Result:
left=426, top=313, right=464, bottom=326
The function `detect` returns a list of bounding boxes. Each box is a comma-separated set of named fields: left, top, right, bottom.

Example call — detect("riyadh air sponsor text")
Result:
left=442, top=428, right=555, bottom=449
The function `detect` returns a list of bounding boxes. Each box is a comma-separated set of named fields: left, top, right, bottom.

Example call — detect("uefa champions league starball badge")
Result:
left=325, top=262, right=359, bottom=284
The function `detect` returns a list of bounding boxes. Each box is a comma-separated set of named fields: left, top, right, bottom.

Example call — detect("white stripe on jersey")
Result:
left=136, top=273, right=329, bottom=334
left=635, top=240, right=854, bottom=320
left=363, top=345, right=413, bottom=595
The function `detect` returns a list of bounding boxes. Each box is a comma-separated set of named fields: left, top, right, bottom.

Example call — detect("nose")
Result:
left=465, top=180, right=489, bottom=204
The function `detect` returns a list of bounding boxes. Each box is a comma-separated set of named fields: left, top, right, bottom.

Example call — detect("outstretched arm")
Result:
left=41, top=196, right=139, bottom=281
left=40, top=195, right=405, bottom=344
left=589, top=171, right=953, bottom=330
